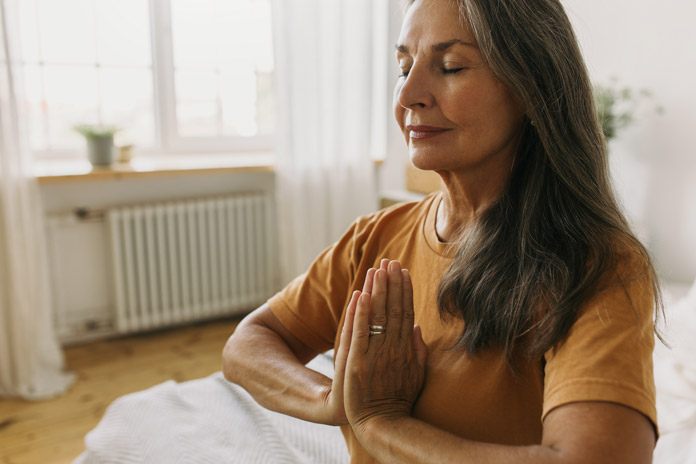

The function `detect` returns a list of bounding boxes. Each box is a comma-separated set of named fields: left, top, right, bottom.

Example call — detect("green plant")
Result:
left=73, top=124, right=120, bottom=137
left=593, top=80, right=662, bottom=141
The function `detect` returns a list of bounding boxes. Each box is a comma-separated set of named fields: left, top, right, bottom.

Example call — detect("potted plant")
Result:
left=593, top=80, right=662, bottom=143
left=74, top=125, right=120, bottom=167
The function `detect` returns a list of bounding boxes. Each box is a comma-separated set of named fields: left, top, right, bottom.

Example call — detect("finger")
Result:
left=369, top=269, right=388, bottom=328
left=386, top=260, right=404, bottom=343
left=349, top=292, right=372, bottom=359
left=380, top=259, right=390, bottom=271
left=362, top=268, right=376, bottom=295
left=413, top=324, right=428, bottom=369
left=400, top=269, right=415, bottom=343
left=336, top=291, right=360, bottom=379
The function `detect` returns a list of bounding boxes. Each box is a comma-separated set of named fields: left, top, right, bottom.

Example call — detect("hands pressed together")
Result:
left=326, top=259, right=428, bottom=436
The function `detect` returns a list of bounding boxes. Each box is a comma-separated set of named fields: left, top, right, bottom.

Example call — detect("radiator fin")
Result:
left=108, top=193, right=274, bottom=333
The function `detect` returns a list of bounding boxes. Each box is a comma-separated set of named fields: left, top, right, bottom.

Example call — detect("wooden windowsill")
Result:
left=35, top=154, right=276, bottom=185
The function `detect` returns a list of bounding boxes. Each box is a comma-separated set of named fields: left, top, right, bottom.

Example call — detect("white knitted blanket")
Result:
left=652, top=280, right=696, bottom=464
left=74, top=354, right=349, bottom=464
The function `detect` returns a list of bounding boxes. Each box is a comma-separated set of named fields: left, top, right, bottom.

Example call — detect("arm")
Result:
left=341, top=260, right=655, bottom=464
left=222, top=302, right=341, bottom=425
left=353, top=400, right=654, bottom=464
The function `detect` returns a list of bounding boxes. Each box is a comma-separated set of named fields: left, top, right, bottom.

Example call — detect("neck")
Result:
left=434, top=164, right=512, bottom=243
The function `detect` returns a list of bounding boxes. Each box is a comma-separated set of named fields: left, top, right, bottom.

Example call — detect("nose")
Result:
left=397, top=64, right=434, bottom=110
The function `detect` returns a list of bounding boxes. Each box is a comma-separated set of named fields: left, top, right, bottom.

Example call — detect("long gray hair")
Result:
left=404, top=0, right=662, bottom=361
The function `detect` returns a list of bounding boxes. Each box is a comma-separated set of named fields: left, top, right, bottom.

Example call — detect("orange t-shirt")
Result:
left=268, top=192, right=657, bottom=463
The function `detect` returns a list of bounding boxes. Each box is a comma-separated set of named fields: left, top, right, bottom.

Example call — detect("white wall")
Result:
left=563, top=0, right=696, bottom=284
left=380, top=0, right=696, bottom=284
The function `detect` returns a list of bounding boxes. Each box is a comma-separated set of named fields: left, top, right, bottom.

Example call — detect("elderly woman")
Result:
left=223, top=0, right=660, bottom=462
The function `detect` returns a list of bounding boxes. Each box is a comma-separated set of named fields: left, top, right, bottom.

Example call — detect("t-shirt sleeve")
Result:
left=267, top=220, right=364, bottom=354
left=542, top=264, right=657, bottom=431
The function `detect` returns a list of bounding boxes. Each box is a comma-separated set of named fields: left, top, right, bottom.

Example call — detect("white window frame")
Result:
left=32, top=0, right=274, bottom=160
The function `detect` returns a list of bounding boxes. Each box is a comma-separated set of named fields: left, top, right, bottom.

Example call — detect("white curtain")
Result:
left=272, top=0, right=386, bottom=283
left=0, top=0, right=74, bottom=399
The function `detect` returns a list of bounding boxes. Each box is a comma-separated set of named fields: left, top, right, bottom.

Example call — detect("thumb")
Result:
left=412, top=324, right=428, bottom=368
left=336, top=291, right=360, bottom=378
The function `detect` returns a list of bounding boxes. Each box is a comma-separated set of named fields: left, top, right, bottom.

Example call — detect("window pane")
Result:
left=171, top=0, right=217, bottom=68
left=255, top=70, right=274, bottom=135
left=215, top=0, right=273, bottom=71
left=23, top=64, right=49, bottom=151
left=175, top=70, right=218, bottom=137
left=100, top=67, right=155, bottom=147
left=43, top=65, right=99, bottom=148
left=38, top=0, right=96, bottom=64
left=171, top=0, right=274, bottom=140
left=220, top=68, right=257, bottom=137
left=219, top=68, right=273, bottom=137
left=96, top=0, right=151, bottom=66
left=18, top=0, right=41, bottom=63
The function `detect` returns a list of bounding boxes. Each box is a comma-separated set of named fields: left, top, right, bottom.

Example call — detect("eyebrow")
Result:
left=395, top=39, right=477, bottom=54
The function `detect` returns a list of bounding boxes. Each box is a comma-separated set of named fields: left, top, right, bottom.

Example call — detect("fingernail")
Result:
left=402, top=269, right=410, bottom=282
left=360, top=293, right=370, bottom=304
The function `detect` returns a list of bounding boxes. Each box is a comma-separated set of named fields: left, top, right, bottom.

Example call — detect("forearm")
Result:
left=222, top=320, right=334, bottom=425
left=357, top=416, right=558, bottom=464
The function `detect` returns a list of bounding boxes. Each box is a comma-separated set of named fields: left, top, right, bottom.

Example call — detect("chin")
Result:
left=409, top=148, right=450, bottom=172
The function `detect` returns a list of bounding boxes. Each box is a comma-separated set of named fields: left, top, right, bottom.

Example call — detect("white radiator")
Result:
left=108, top=193, right=275, bottom=333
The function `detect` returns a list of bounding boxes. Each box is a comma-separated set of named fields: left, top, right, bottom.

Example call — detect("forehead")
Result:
left=398, top=0, right=475, bottom=49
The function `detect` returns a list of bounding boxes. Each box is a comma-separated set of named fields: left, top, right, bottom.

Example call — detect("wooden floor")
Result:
left=0, top=318, right=241, bottom=464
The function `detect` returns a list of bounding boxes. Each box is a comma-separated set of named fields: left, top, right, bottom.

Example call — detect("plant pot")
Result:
left=85, top=134, right=115, bottom=167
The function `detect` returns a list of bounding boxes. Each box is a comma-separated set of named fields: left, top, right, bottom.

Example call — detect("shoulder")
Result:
left=544, top=236, right=658, bottom=369
left=596, top=236, right=657, bottom=318
left=571, top=236, right=657, bottom=338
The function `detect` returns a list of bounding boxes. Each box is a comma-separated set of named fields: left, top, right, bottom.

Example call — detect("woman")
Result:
left=223, top=0, right=660, bottom=462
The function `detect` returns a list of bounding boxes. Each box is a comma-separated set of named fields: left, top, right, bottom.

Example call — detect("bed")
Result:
left=75, top=280, right=696, bottom=464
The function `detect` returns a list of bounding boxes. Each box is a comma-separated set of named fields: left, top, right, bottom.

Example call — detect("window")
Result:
left=18, top=0, right=274, bottom=158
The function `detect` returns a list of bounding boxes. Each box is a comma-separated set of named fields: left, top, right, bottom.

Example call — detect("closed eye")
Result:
left=398, top=67, right=466, bottom=78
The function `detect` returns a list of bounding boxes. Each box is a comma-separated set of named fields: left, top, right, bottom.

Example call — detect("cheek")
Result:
left=444, top=82, right=521, bottom=130
left=439, top=81, right=484, bottom=123
left=487, top=81, right=525, bottom=124
left=486, top=95, right=524, bottom=136
left=393, top=84, right=406, bottom=130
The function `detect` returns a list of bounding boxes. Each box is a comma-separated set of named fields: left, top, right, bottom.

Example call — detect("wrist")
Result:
left=353, top=412, right=411, bottom=445
left=316, top=383, right=348, bottom=426
left=350, top=413, right=414, bottom=463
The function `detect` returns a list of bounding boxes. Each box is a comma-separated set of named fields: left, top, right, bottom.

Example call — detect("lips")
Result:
left=406, top=125, right=450, bottom=140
